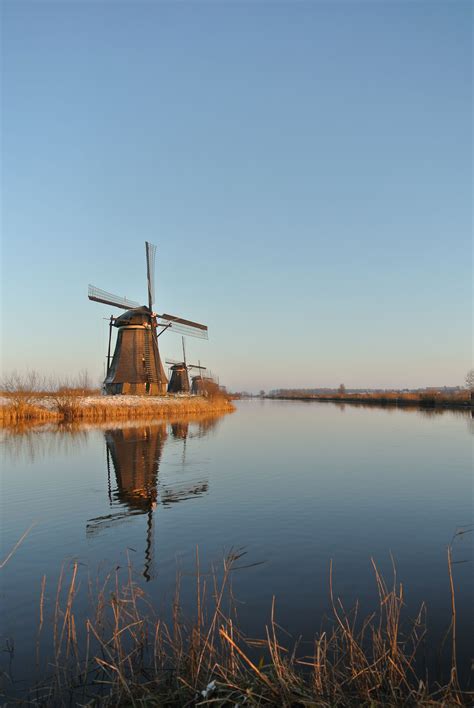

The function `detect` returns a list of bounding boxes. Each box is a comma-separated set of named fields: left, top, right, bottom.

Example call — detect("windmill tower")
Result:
left=88, top=242, right=208, bottom=395
left=166, top=337, right=206, bottom=394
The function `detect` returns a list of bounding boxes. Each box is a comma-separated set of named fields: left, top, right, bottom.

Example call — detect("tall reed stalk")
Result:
left=5, top=546, right=470, bottom=706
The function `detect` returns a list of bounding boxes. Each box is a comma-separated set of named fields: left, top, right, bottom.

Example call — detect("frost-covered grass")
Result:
left=0, top=392, right=234, bottom=425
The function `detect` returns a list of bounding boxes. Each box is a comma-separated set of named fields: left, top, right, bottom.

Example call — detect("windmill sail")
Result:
left=166, top=359, right=206, bottom=370
left=88, top=285, right=140, bottom=310
left=145, top=241, right=156, bottom=310
left=157, top=313, right=208, bottom=339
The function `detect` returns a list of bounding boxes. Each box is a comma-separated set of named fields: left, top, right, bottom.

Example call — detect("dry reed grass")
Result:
left=0, top=402, right=58, bottom=425
left=0, top=395, right=235, bottom=426
left=7, top=545, right=471, bottom=707
left=0, top=370, right=235, bottom=426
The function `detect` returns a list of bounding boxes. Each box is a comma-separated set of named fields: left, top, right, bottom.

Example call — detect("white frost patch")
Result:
left=200, top=680, right=217, bottom=698
left=0, top=394, right=203, bottom=412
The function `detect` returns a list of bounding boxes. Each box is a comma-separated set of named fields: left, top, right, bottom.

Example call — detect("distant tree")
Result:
left=259, top=390, right=265, bottom=398
left=465, top=369, right=474, bottom=390
left=338, top=383, right=346, bottom=395
left=76, top=368, right=93, bottom=392
left=0, top=370, right=46, bottom=415
left=465, top=369, right=474, bottom=401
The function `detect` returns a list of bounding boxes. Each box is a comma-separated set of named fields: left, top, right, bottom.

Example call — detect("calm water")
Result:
left=1, top=400, right=473, bottom=693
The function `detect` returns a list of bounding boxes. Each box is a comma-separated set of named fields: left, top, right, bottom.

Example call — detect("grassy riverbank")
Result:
left=269, top=391, right=473, bottom=410
left=5, top=548, right=470, bottom=706
left=0, top=393, right=235, bottom=426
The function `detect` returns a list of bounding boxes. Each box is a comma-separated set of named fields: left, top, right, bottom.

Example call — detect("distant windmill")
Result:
left=88, top=242, right=208, bottom=395
left=166, top=337, right=206, bottom=394
left=191, top=373, right=220, bottom=396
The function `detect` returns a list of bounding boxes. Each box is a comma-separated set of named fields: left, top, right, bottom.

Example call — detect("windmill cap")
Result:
left=114, top=306, right=150, bottom=327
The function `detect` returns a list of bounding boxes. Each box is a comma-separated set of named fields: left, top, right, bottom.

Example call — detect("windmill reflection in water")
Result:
left=87, top=420, right=216, bottom=581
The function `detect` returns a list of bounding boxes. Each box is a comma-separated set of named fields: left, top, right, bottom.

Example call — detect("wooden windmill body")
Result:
left=166, top=337, right=206, bottom=394
left=88, top=242, right=208, bottom=395
left=191, top=375, right=220, bottom=396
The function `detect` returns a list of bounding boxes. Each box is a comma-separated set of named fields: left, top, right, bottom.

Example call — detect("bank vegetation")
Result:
left=269, top=389, right=472, bottom=410
left=0, top=371, right=234, bottom=426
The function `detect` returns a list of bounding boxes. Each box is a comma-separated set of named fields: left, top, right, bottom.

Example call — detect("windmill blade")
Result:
left=160, top=480, right=209, bottom=505
left=86, top=509, right=143, bottom=535
left=182, top=337, right=187, bottom=367
left=145, top=241, right=156, bottom=310
left=188, top=364, right=206, bottom=370
left=157, top=313, right=208, bottom=340
left=165, top=359, right=183, bottom=366
left=88, top=285, right=140, bottom=310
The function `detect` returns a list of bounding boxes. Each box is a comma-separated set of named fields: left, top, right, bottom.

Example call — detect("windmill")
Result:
left=166, top=337, right=206, bottom=394
left=191, top=375, right=219, bottom=396
left=88, top=242, right=208, bottom=395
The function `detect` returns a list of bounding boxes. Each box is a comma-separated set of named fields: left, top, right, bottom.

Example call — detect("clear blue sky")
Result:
left=1, top=0, right=472, bottom=391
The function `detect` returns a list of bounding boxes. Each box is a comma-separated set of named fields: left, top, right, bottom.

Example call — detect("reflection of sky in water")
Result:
left=1, top=402, right=472, bottom=690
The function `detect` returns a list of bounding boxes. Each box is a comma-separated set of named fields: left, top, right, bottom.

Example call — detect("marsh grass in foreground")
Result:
left=4, top=545, right=472, bottom=707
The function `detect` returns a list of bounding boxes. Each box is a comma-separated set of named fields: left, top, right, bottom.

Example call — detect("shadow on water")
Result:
left=0, top=422, right=90, bottom=462
left=329, top=400, right=474, bottom=434
left=0, top=412, right=225, bottom=459
left=1, top=412, right=227, bottom=582
left=0, top=402, right=472, bottom=701
left=85, top=415, right=223, bottom=581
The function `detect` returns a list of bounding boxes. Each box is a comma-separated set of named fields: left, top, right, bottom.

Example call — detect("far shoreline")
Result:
left=265, top=393, right=473, bottom=411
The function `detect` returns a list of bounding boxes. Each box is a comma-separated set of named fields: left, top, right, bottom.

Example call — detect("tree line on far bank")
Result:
left=253, top=370, right=474, bottom=408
